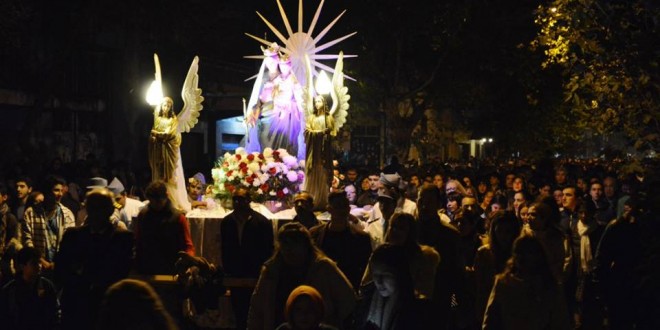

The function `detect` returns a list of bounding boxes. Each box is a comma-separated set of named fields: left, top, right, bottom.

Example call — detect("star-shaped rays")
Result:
left=244, top=0, right=356, bottom=85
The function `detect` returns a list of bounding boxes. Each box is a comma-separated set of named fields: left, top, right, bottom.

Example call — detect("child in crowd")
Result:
left=276, top=285, right=338, bottom=330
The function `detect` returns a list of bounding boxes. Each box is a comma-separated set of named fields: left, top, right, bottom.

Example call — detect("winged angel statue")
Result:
left=147, top=54, right=203, bottom=212
left=302, top=52, right=349, bottom=209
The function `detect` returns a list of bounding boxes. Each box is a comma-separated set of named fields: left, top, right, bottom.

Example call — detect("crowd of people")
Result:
left=0, top=154, right=658, bottom=329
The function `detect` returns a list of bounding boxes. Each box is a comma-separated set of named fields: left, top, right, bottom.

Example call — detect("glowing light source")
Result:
left=488, top=138, right=493, bottom=143
left=315, top=70, right=332, bottom=95
left=146, top=80, right=163, bottom=106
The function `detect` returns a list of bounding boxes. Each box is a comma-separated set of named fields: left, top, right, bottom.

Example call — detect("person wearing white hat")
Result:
left=108, top=177, right=145, bottom=230
left=362, top=173, right=418, bottom=250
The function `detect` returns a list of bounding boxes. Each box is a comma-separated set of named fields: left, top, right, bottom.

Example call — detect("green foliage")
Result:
left=532, top=0, right=660, bottom=152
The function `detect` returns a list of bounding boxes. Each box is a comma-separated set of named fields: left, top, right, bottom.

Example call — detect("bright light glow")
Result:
left=146, top=80, right=163, bottom=106
left=481, top=138, right=487, bottom=143
left=315, top=71, right=332, bottom=94
left=488, top=138, right=493, bottom=143
left=550, top=7, right=557, bottom=13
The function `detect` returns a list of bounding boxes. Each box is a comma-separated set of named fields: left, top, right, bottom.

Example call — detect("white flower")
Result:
left=277, top=148, right=289, bottom=157
left=257, top=188, right=264, bottom=194
left=263, top=148, right=273, bottom=158
left=286, top=171, right=298, bottom=182
left=248, top=162, right=261, bottom=173
left=253, top=178, right=262, bottom=187
left=223, top=152, right=231, bottom=159
left=283, top=155, right=298, bottom=168
left=211, top=168, right=222, bottom=180
left=283, top=187, right=289, bottom=194
left=269, top=191, right=276, bottom=196
left=235, top=147, right=247, bottom=156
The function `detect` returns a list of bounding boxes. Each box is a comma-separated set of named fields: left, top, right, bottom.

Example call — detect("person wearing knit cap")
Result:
left=361, top=173, right=418, bottom=250
left=276, top=285, right=338, bottom=330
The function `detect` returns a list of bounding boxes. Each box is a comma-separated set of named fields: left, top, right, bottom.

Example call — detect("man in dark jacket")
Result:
left=221, top=187, right=274, bottom=329
left=56, top=188, right=134, bottom=329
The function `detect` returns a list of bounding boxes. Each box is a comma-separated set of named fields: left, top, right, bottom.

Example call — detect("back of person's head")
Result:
left=418, top=185, right=442, bottom=215
left=276, top=222, right=321, bottom=263
left=16, top=246, right=41, bottom=269
left=488, top=211, right=521, bottom=270
left=284, top=285, right=326, bottom=329
left=386, top=213, right=419, bottom=251
left=508, top=235, right=554, bottom=286
left=85, top=188, right=116, bottom=222
left=145, top=181, right=168, bottom=200
left=327, top=190, right=349, bottom=209
left=97, top=279, right=178, bottom=330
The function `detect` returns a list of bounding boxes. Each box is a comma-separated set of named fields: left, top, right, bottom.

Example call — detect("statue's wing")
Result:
left=177, top=56, right=204, bottom=133
left=331, top=52, right=350, bottom=132
left=154, top=53, right=163, bottom=88
left=303, top=54, right=315, bottom=118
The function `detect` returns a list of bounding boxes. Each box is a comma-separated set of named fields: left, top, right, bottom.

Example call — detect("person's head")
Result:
left=512, top=176, right=525, bottom=192
left=520, top=205, right=530, bottom=224
left=488, top=211, right=521, bottom=270
left=145, top=181, right=170, bottom=211
left=512, top=191, right=527, bottom=212
left=433, top=173, right=444, bottom=190
left=344, top=184, right=357, bottom=204
left=159, top=97, right=174, bottom=117
left=385, top=213, right=417, bottom=248
left=108, top=177, right=127, bottom=207
left=552, top=188, right=563, bottom=206
left=26, top=191, right=45, bottom=211
left=509, top=235, right=553, bottom=281
left=187, top=176, right=205, bottom=201
left=97, top=279, right=177, bottom=330
left=85, top=188, right=115, bottom=227
left=481, top=190, right=494, bottom=207
left=360, top=177, right=370, bottom=191
left=446, top=192, right=463, bottom=213
left=47, top=175, right=67, bottom=203
left=377, top=189, right=398, bottom=220
left=538, top=183, right=552, bottom=198
left=284, top=285, right=326, bottom=330
left=462, top=175, right=473, bottom=188
left=294, top=191, right=314, bottom=215
left=555, top=167, right=568, bottom=185
left=445, top=179, right=467, bottom=196
left=16, top=246, right=42, bottom=282
left=603, top=176, right=617, bottom=199
left=489, top=173, right=500, bottom=188
left=232, top=186, right=252, bottom=212
left=418, top=185, right=442, bottom=216
left=477, top=179, right=488, bottom=194
left=527, top=202, right=552, bottom=231
left=505, top=173, right=516, bottom=189
left=490, top=194, right=508, bottom=213
left=0, top=183, right=8, bottom=206
left=589, top=181, right=603, bottom=201
left=16, top=176, right=33, bottom=201
left=367, top=174, right=380, bottom=191
left=369, top=244, right=413, bottom=298
left=561, top=186, right=578, bottom=211
left=408, top=174, right=420, bottom=188
left=327, top=191, right=350, bottom=221
left=346, top=168, right=359, bottom=182
left=276, top=222, right=318, bottom=268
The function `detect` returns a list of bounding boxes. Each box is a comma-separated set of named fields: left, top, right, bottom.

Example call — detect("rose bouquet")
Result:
left=211, top=147, right=305, bottom=205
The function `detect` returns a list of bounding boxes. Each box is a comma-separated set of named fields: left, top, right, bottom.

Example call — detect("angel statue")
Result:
left=147, top=54, right=203, bottom=212
left=302, top=52, right=350, bottom=210
left=244, top=43, right=306, bottom=160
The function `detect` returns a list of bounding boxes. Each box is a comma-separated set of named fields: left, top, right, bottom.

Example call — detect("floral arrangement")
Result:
left=211, top=147, right=305, bottom=204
